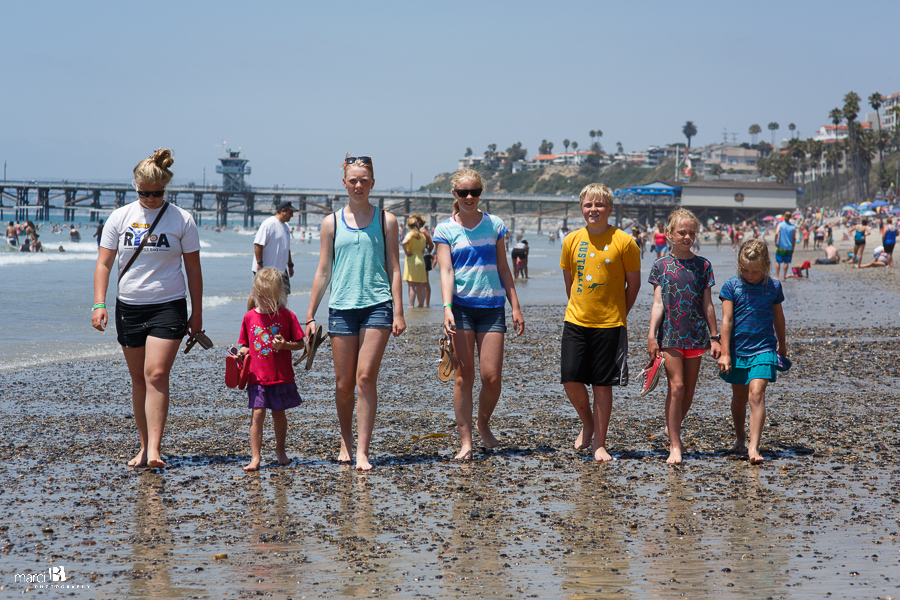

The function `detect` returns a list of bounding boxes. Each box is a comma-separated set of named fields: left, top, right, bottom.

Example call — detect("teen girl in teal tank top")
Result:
left=330, top=207, right=391, bottom=310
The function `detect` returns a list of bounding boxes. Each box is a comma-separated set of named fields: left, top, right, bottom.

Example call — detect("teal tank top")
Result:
left=330, top=207, right=392, bottom=310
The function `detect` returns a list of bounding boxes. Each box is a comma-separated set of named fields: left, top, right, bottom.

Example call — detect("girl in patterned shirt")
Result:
left=647, top=208, right=721, bottom=464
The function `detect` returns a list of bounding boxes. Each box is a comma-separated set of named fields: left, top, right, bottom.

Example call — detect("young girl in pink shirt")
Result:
left=237, top=268, right=305, bottom=471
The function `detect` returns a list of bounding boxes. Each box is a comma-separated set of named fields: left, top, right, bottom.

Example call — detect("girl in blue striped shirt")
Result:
left=434, top=169, right=524, bottom=460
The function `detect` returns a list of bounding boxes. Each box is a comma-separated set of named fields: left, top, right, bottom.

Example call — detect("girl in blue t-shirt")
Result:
left=717, top=239, right=788, bottom=464
left=433, top=169, right=524, bottom=461
left=647, top=208, right=721, bottom=465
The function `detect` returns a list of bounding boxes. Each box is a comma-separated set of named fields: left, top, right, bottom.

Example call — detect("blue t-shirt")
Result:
left=719, top=275, right=784, bottom=357
left=433, top=213, right=508, bottom=308
left=648, top=254, right=715, bottom=349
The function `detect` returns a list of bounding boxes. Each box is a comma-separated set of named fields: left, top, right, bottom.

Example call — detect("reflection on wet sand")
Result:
left=129, top=471, right=177, bottom=598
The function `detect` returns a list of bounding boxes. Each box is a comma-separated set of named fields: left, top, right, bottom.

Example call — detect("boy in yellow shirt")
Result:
left=559, top=184, right=642, bottom=462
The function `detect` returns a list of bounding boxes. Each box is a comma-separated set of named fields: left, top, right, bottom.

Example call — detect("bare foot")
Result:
left=748, top=446, right=764, bottom=464
left=244, top=458, right=261, bottom=471
left=146, top=453, right=167, bottom=469
left=356, top=453, right=373, bottom=471
left=476, top=421, right=499, bottom=449
left=128, top=450, right=147, bottom=468
left=454, top=448, right=474, bottom=461
left=574, top=426, right=593, bottom=450
left=732, top=438, right=747, bottom=454
left=337, top=443, right=352, bottom=463
left=593, top=447, right=614, bottom=463
left=276, top=451, right=290, bottom=466
left=666, top=446, right=683, bottom=465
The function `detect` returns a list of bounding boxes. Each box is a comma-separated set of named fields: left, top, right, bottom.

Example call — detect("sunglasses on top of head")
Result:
left=454, top=187, right=483, bottom=198
left=344, top=156, right=373, bottom=165
left=137, top=190, right=165, bottom=198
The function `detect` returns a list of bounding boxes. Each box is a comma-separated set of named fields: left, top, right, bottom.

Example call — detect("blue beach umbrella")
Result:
left=840, top=204, right=856, bottom=212
left=860, top=210, right=877, bottom=217
left=869, top=200, right=890, bottom=208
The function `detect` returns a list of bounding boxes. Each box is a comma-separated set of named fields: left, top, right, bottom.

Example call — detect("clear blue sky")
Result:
left=3, top=0, right=897, bottom=190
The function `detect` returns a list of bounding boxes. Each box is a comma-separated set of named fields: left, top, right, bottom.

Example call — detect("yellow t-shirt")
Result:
left=560, top=226, right=642, bottom=328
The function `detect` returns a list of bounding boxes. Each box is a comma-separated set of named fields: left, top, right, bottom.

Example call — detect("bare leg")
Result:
left=730, top=383, right=750, bottom=454
left=747, top=378, right=768, bottom=464
left=591, top=385, right=614, bottom=462
left=563, top=382, right=594, bottom=449
left=423, top=277, right=431, bottom=307
left=245, top=408, right=266, bottom=471
left=122, top=346, right=148, bottom=467
left=474, top=331, right=505, bottom=449
left=354, top=327, right=391, bottom=470
left=272, top=410, right=289, bottom=465
left=415, top=283, right=426, bottom=308
left=407, top=282, right=416, bottom=308
left=662, top=350, right=686, bottom=464
left=330, top=335, right=360, bottom=463
left=122, top=336, right=180, bottom=468
left=450, top=328, right=477, bottom=460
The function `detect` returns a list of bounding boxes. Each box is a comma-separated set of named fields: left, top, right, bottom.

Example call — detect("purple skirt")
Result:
left=246, top=382, right=302, bottom=411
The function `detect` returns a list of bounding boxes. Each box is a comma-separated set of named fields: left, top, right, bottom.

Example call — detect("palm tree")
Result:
left=768, top=122, right=779, bottom=145
left=789, top=123, right=796, bottom=139
left=616, top=141, right=624, bottom=155
left=807, top=139, right=825, bottom=203
left=749, top=124, right=762, bottom=145
left=843, top=91, right=861, bottom=202
left=563, top=139, right=570, bottom=157
left=869, top=92, right=883, bottom=131
left=571, top=141, right=578, bottom=153
left=682, top=121, right=697, bottom=148
left=870, top=92, right=885, bottom=170
left=589, top=130, right=596, bottom=144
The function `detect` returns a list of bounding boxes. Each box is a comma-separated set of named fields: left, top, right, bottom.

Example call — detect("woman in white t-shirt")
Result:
left=91, top=149, right=203, bottom=469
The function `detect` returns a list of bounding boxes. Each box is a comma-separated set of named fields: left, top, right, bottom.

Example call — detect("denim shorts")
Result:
left=451, top=304, right=507, bottom=333
left=329, top=300, right=393, bottom=336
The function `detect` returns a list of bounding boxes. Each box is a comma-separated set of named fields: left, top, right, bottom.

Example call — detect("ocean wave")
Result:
left=203, top=295, right=237, bottom=309
left=199, top=251, right=247, bottom=258
left=0, top=342, right=119, bottom=373
left=0, top=252, right=98, bottom=266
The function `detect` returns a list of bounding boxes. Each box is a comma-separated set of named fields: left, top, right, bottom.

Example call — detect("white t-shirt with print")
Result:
left=251, top=215, right=291, bottom=273
left=101, top=201, right=201, bottom=305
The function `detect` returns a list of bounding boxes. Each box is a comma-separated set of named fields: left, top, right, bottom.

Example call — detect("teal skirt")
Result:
left=718, top=350, right=778, bottom=385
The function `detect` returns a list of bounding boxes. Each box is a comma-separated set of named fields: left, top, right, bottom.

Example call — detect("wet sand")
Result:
left=1, top=247, right=899, bottom=599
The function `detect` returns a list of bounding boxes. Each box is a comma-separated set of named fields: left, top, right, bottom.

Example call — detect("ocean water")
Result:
left=0, top=218, right=573, bottom=372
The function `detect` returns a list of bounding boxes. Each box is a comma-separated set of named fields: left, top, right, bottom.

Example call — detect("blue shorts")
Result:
left=718, top=351, right=778, bottom=386
left=653, top=243, right=667, bottom=253
left=775, top=247, right=793, bottom=264
left=329, top=300, right=393, bottom=336
left=451, top=304, right=507, bottom=333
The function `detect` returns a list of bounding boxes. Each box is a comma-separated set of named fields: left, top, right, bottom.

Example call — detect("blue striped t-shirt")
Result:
left=719, top=275, right=784, bottom=357
left=433, top=213, right=508, bottom=308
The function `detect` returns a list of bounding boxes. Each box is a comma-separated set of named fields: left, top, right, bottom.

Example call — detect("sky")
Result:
left=3, top=0, right=898, bottom=190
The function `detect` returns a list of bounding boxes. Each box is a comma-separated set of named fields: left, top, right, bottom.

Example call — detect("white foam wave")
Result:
left=0, top=252, right=98, bottom=266
left=203, top=295, right=237, bottom=309
left=198, top=239, right=212, bottom=248
left=199, top=251, right=247, bottom=258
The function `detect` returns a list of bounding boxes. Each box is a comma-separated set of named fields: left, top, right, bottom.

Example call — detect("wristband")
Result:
left=443, top=303, right=453, bottom=308
left=306, top=319, right=316, bottom=324
left=92, top=303, right=106, bottom=311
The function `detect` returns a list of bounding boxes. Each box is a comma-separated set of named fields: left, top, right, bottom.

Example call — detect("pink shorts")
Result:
left=665, top=348, right=706, bottom=359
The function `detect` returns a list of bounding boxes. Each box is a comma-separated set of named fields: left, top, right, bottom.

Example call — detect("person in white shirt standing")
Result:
left=248, top=201, right=295, bottom=310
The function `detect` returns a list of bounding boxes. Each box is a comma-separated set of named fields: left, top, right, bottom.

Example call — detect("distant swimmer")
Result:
left=6, top=221, right=18, bottom=246
left=68, top=225, right=81, bottom=243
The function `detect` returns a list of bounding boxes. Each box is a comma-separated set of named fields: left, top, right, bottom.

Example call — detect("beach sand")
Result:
left=1, top=247, right=899, bottom=599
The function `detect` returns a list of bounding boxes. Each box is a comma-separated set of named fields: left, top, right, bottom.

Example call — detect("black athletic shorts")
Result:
left=560, top=322, right=629, bottom=386
left=115, top=298, right=188, bottom=348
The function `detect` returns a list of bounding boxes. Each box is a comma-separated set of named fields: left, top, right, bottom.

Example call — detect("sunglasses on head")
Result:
left=137, top=190, right=165, bottom=198
left=454, top=188, right=483, bottom=198
left=344, top=156, right=373, bottom=165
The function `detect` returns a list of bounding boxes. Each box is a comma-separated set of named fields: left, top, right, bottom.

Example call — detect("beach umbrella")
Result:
left=840, top=204, right=856, bottom=212
left=762, top=215, right=775, bottom=221
left=860, top=210, right=877, bottom=216
left=891, top=206, right=900, bottom=214
left=870, top=200, right=890, bottom=208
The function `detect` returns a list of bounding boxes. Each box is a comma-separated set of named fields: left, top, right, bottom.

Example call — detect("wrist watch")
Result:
left=710, top=334, right=721, bottom=342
